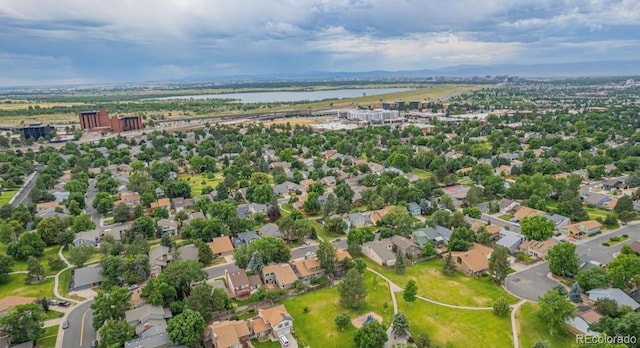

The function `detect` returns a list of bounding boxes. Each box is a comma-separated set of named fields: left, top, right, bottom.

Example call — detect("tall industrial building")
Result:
left=78, top=109, right=143, bottom=133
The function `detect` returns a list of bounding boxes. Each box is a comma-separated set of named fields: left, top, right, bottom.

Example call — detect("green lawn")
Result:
left=410, top=168, right=431, bottom=179
left=282, top=272, right=393, bottom=348
left=178, top=173, right=223, bottom=196
left=366, top=258, right=517, bottom=307
left=309, top=220, right=333, bottom=241
left=398, top=298, right=512, bottom=348
left=251, top=339, right=281, bottom=348
left=42, top=310, right=64, bottom=320
left=499, top=214, right=514, bottom=221
left=0, top=189, right=18, bottom=205
left=517, top=302, right=576, bottom=348
left=0, top=244, right=62, bottom=276
left=36, top=324, right=59, bottom=348
left=602, top=235, right=629, bottom=247
left=584, top=207, right=619, bottom=229
left=0, top=274, right=55, bottom=299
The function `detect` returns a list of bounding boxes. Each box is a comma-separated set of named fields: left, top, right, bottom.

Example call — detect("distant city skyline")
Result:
left=1, top=0, right=639, bottom=86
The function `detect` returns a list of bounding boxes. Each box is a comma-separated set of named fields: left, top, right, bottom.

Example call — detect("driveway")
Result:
left=290, top=244, right=319, bottom=260
left=281, top=333, right=298, bottom=348
left=205, top=263, right=239, bottom=279
left=60, top=300, right=95, bottom=348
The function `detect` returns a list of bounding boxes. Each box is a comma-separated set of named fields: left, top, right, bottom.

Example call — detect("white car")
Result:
left=279, top=334, right=289, bottom=346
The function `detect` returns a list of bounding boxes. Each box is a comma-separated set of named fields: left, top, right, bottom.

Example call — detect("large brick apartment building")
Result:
left=79, top=109, right=143, bottom=133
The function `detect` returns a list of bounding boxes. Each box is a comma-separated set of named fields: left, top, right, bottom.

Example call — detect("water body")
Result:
left=153, top=88, right=413, bottom=103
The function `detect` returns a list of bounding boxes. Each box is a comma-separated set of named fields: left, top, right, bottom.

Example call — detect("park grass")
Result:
left=36, top=324, right=60, bottom=348
left=0, top=244, right=62, bottom=276
left=309, top=220, right=333, bottom=242
left=282, top=272, right=392, bottom=348
left=0, top=274, right=55, bottom=299
left=517, top=302, right=576, bottom=348
left=398, top=299, right=512, bottom=348
left=178, top=173, right=223, bottom=196
left=366, top=258, right=518, bottom=307
left=0, top=189, right=18, bottom=205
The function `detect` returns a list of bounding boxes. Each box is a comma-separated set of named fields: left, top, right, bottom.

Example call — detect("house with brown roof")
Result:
left=261, top=264, right=298, bottom=290
left=225, top=269, right=261, bottom=298
left=335, top=248, right=352, bottom=276
left=450, top=243, right=493, bottom=276
left=171, top=197, right=195, bottom=212
left=513, top=206, right=540, bottom=221
left=119, top=192, right=141, bottom=207
left=209, top=236, right=235, bottom=257
left=35, top=201, right=60, bottom=212
left=149, top=198, right=171, bottom=210
left=291, top=258, right=324, bottom=283
left=630, top=240, right=640, bottom=256
left=156, top=219, right=178, bottom=236
left=207, top=320, right=251, bottom=348
left=251, top=305, right=293, bottom=340
left=369, top=205, right=394, bottom=225
left=560, top=221, right=602, bottom=239
left=519, top=239, right=558, bottom=259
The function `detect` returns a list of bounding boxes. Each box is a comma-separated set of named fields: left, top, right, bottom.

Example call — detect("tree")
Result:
left=7, top=232, right=46, bottom=260
left=167, top=309, right=206, bottom=347
left=618, top=210, right=637, bottom=225
left=537, top=289, right=575, bottom=335
left=233, top=237, right=290, bottom=269
left=99, top=255, right=125, bottom=289
left=421, top=240, right=436, bottom=257
left=123, top=255, right=150, bottom=285
left=246, top=183, right=274, bottom=204
left=56, top=229, right=75, bottom=247
left=140, top=277, right=177, bottom=306
left=576, top=267, right=610, bottom=292
left=0, top=255, right=14, bottom=284
left=246, top=252, right=264, bottom=274
left=443, top=252, right=456, bottom=276
left=186, top=284, right=229, bottom=322
left=414, top=332, right=432, bottom=348
left=448, top=227, right=475, bottom=251
left=493, top=297, right=510, bottom=316
left=130, top=216, right=156, bottom=239
left=531, top=340, right=552, bottom=348
left=489, top=245, right=510, bottom=284
left=193, top=240, right=213, bottom=266
left=548, top=242, right=579, bottom=277
left=158, top=260, right=207, bottom=300
left=595, top=298, right=622, bottom=318
left=569, top=282, right=582, bottom=303
left=325, top=217, right=347, bottom=235
left=68, top=244, right=95, bottom=267
left=166, top=180, right=192, bottom=198
left=391, top=312, right=410, bottom=339
left=36, top=217, right=64, bottom=245
left=323, top=194, right=338, bottom=217
left=353, top=320, right=387, bottom=348
left=520, top=216, right=555, bottom=241
left=0, top=303, right=44, bottom=344
left=97, top=319, right=135, bottom=348
left=91, top=286, right=132, bottom=330
left=112, top=203, right=131, bottom=223
left=599, top=312, right=640, bottom=347
left=614, top=195, right=634, bottom=214
left=317, top=240, right=337, bottom=276
left=347, top=228, right=375, bottom=246
left=71, top=214, right=96, bottom=233
left=339, top=268, right=368, bottom=310
left=395, top=249, right=405, bottom=275
left=335, top=313, right=351, bottom=331
left=303, top=192, right=321, bottom=213
left=403, top=279, right=417, bottom=306
left=606, top=253, right=640, bottom=291
left=26, top=256, right=45, bottom=283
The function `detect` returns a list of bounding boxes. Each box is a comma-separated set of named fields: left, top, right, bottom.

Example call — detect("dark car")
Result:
left=91, top=340, right=99, bottom=347
left=58, top=301, right=70, bottom=307
left=62, top=320, right=69, bottom=329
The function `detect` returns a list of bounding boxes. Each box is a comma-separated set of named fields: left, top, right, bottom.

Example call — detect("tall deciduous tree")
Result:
left=353, top=320, right=387, bottom=348
left=335, top=313, right=350, bottom=331
left=97, top=319, right=135, bottom=348
left=548, top=243, right=579, bottom=277
left=489, top=245, right=510, bottom=284
left=0, top=255, right=14, bottom=284
left=36, top=217, right=64, bottom=245
left=186, top=284, right=229, bottom=322
left=520, top=215, right=555, bottom=241
left=0, top=303, right=44, bottom=344
left=576, top=267, right=610, bottom=292
left=606, top=253, right=640, bottom=291
left=68, top=243, right=95, bottom=268
left=26, top=256, right=45, bottom=283
left=167, top=309, right=206, bottom=347
left=339, top=268, right=368, bottom=310
left=91, top=286, right=132, bottom=330
left=537, top=289, right=575, bottom=336
left=317, top=240, right=337, bottom=276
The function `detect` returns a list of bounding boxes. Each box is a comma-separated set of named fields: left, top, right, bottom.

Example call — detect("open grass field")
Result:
left=0, top=189, right=18, bottom=205
left=0, top=274, right=55, bottom=299
left=36, top=324, right=60, bottom=348
left=0, top=244, right=63, bottom=276
left=178, top=173, right=223, bottom=196
left=282, top=272, right=392, bottom=348
left=366, top=258, right=518, bottom=307
left=398, top=299, right=512, bottom=348
left=516, top=302, right=576, bottom=348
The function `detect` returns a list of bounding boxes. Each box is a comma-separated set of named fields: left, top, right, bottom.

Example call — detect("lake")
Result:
left=153, top=88, right=412, bottom=103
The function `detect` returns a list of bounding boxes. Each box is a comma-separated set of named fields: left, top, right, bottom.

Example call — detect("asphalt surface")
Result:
left=290, top=244, right=319, bottom=259
left=61, top=300, right=96, bottom=348
left=506, top=222, right=640, bottom=301
left=481, top=213, right=521, bottom=233
left=11, top=172, right=38, bottom=207
left=205, top=263, right=239, bottom=279
left=84, top=179, right=101, bottom=225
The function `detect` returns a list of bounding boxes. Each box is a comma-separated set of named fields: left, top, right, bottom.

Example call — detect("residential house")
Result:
left=226, top=269, right=261, bottom=298
left=320, top=176, right=336, bottom=187
left=603, top=178, right=626, bottom=191
left=177, top=244, right=199, bottom=262
left=209, top=236, right=235, bottom=257
left=118, top=192, right=141, bottom=207
left=485, top=225, right=504, bottom=242
left=233, top=231, right=260, bottom=248
left=156, top=219, right=178, bottom=236
left=435, top=225, right=453, bottom=245
left=335, top=249, right=352, bottom=276
left=53, top=190, right=70, bottom=203
left=494, top=165, right=512, bottom=176
left=189, top=211, right=206, bottom=220
left=125, top=304, right=173, bottom=336
left=124, top=326, right=173, bottom=348
left=171, top=197, right=195, bottom=212
left=208, top=320, right=251, bottom=348
left=252, top=305, right=294, bottom=340
left=362, top=239, right=396, bottom=267
left=407, top=202, right=421, bottom=217
left=499, top=199, right=519, bottom=214
left=73, top=230, right=101, bottom=247
left=258, top=223, right=282, bottom=238
left=567, top=307, right=602, bottom=337
left=35, top=201, right=60, bottom=212
left=72, top=265, right=104, bottom=291
left=273, top=181, right=303, bottom=197
left=261, top=264, right=298, bottom=290
left=543, top=213, right=571, bottom=228
left=513, top=206, right=540, bottom=221
left=518, top=239, right=558, bottom=259
left=149, top=246, right=173, bottom=276
left=588, top=288, right=640, bottom=310
left=291, top=257, right=324, bottom=282
left=450, top=243, right=493, bottom=276
left=442, top=185, right=469, bottom=200
left=630, top=240, right=640, bottom=256
left=369, top=206, right=394, bottom=225
left=248, top=203, right=268, bottom=216
left=560, top=221, right=602, bottom=239
left=36, top=207, right=68, bottom=220
left=348, top=213, right=371, bottom=229
left=150, top=198, right=171, bottom=210
left=390, top=235, right=421, bottom=259
left=496, top=231, right=525, bottom=253
left=411, top=227, right=444, bottom=247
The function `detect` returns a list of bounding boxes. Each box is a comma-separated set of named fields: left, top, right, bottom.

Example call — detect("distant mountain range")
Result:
left=197, top=60, right=640, bottom=81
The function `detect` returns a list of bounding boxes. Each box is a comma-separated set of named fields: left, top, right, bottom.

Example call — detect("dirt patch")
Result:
left=351, top=311, right=383, bottom=329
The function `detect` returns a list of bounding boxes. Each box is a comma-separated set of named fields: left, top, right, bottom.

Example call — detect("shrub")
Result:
left=602, top=242, right=610, bottom=247
left=610, top=236, right=620, bottom=242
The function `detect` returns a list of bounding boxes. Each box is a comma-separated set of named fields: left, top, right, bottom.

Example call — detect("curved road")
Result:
left=60, top=300, right=95, bottom=348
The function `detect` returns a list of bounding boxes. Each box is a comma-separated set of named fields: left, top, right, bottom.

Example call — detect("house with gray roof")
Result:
left=233, top=231, right=260, bottom=248
left=124, top=325, right=175, bottom=348
left=435, top=225, right=453, bottom=245
left=177, top=244, right=199, bottom=262
left=259, top=223, right=282, bottom=238
left=496, top=231, right=525, bottom=253
left=125, top=304, right=173, bottom=336
left=362, top=239, right=396, bottom=267
left=390, top=235, right=421, bottom=259
left=412, top=227, right=444, bottom=247
left=588, top=288, right=640, bottom=310
left=348, top=213, right=371, bottom=229
left=72, top=264, right=104, bottom=291
left=73, top=230, right=101, bottom=247
left=407, top=202, right=421, bottom=217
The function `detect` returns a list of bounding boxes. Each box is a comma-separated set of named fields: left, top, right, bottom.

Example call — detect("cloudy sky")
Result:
left=0, top=0, right=639, bottom=86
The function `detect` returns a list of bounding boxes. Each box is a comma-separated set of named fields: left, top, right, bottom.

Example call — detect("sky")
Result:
left=0, top=0, right=639, bottom=86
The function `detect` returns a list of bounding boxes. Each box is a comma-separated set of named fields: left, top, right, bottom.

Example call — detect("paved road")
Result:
left=291, top=244, right=319, bottom=259
left=332, top=238, right=347, bottom=250
left=481, top=213, right=521, bottom=233
left=85, top=179, right=101, bottom=226
left=11, top=172, right=39, bottom=207
left=61, top=300, right=95, bottom=348
left=506, top=222, right=640, bottom=301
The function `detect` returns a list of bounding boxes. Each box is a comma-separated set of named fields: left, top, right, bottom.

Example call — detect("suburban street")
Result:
left=10, top=172, right=38, bottom=207
left=506, top=222, right=640, bottom=301
left=290, top=244, right=319, bottom=259
left=481, top=213, right=521, bottom=233
left=61, top=300, right=95, bottom=348
left=85, top=179, right=101, bottom=226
